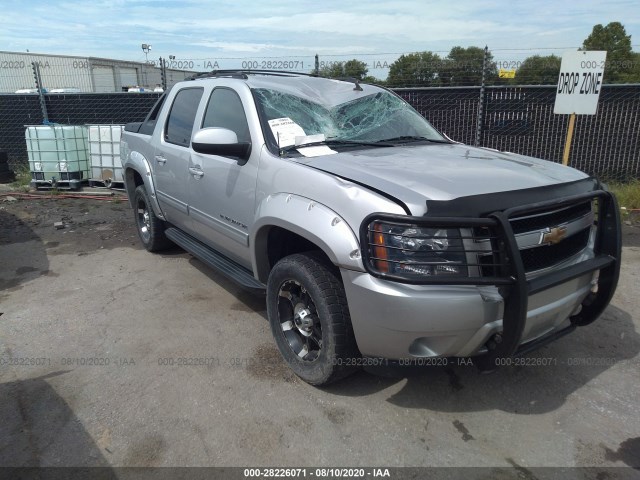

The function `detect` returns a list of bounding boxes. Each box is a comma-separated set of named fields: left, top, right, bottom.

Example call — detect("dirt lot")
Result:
left=0, top=192, right=639, bottom=474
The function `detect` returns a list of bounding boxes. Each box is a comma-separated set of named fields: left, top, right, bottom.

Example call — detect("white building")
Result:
left=0, top=50, right=197, bottom=93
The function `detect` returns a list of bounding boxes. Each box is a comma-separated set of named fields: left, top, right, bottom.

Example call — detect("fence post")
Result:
left=31, top=62, right=49, bottom=123
left=315, top=54, right=319, bottom=76
left=159, top=57, right=167, bottom=91
left=474, top=45, right=488, bottom=147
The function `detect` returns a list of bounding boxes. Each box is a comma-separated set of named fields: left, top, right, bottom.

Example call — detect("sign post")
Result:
left=561, top=113, right=576, bottom=166
left=554, top=50, right=606, bottom=166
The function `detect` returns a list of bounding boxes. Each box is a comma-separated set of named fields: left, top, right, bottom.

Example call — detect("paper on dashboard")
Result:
left=296, top=145, right=338, bottom=157
left=268, top=117, right=306, bottom=148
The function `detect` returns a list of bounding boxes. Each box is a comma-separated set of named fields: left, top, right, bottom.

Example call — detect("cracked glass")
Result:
left=253, top=87, right=444, bottom=144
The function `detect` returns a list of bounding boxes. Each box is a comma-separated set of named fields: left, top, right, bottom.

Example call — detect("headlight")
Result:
left=368, top=221, right=468, bottom=280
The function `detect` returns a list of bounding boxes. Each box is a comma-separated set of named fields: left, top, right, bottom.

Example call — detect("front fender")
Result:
left=251, top=193, right=364, bottom=283
left=123, top=149, right=165, bottom=221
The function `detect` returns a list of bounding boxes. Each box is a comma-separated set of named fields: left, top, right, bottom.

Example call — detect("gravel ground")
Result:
left=0, top=192, right=639, bottom=475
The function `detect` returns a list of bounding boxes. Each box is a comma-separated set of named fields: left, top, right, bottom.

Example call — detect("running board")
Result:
left=165, top=227, right=265, bottom=290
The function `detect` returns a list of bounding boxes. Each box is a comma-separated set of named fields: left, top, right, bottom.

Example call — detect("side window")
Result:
left=165, top=88, right=204, bottom=147
left=202, top=88, right=251, bottom=143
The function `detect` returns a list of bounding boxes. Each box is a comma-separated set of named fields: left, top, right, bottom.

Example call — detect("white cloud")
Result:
left=189, top=41, right=376, bottom=55
left=0, top=0, right=638, bottom=66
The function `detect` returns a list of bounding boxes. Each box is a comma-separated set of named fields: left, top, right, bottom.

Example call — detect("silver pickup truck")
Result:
left=121, top=70, right=621, bottom=385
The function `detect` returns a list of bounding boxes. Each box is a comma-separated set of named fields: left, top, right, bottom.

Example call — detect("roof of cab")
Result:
left=185, top=70, right=366, bottom=89
left=179, top=70, right=382, bottom=106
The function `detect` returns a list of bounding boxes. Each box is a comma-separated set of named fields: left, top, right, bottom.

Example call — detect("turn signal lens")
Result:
left=372, top=222, right=389, bottom=273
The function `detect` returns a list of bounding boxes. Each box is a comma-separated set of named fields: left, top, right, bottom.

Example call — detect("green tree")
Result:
left=582, top=22, right=634, bottom=82
left=387, top=52, right=442, bottom=87
left=619, top=52, right=640, bottom=83
left=343, top=59, right=368, bottom=80
left=362, top=75, right=385, bottom=85
left=439, top=46, right=497, bottom=86
left=318, top=63, right=343, bottom=78
left=512, top=55, right=561, bottom=85
left=318, top=59, right=368, bottom=80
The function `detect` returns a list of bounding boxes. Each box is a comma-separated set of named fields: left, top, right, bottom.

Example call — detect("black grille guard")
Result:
left=360, top=189, right=622, bottom=369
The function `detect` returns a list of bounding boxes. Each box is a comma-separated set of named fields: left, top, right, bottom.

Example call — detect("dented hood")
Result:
left=293, top=143, right=589, bottom=214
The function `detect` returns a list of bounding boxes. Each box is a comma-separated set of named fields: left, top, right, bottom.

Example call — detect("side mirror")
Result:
left=192, top=127, right=252, bottom=164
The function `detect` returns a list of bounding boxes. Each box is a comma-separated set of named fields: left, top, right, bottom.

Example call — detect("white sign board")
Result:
left=554, top=51, right=607, bottom=115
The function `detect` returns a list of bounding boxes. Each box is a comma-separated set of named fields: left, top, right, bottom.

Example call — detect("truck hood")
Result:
left=293, top=143, right=589, bottom=214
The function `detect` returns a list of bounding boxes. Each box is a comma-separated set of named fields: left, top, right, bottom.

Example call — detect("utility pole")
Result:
left=141, top=43, right=152, bottom=62
left=141, top=44, right=152, bottom=87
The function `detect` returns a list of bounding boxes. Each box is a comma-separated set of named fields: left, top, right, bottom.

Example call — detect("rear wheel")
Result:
left=266, top=252, right=360, bottom=385
left=133, top=185, right=171, bottom=252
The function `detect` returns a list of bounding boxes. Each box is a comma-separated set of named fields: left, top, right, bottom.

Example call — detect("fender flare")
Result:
left=124, top=150, right=166, bottom=220
left=251, top=193, right=363, bottom=283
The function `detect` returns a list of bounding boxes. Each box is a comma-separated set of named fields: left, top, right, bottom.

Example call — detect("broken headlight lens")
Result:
left=368, top=221, right=468, bottom=280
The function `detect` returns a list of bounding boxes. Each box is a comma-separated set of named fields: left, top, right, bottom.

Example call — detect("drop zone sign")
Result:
left=554, top=51, right=607, bottom=115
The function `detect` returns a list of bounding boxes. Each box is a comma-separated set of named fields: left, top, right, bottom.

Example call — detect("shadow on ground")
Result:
left=321, top=305, right=639, bottom=418
left=0, top=371, right=116, bottom=473
left=0, top=210, right=49, bottom=292
left=170, top=241, right=639, bottom=420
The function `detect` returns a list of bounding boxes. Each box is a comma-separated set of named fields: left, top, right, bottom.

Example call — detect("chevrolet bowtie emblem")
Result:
left=541, top=226, right=568, bottom=245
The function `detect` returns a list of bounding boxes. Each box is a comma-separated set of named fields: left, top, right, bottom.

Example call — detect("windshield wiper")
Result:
left=375, top=135, right=451, bottom=144
left=280, top=139, right=394, bottom=154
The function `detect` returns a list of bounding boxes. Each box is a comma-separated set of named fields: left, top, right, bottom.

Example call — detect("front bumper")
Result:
left=342, top=267, right=594, bottom=360
left=346, top=190, right=621, bottom=367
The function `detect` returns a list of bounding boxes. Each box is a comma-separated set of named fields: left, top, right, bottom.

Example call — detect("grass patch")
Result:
left=9, top=164, right=32, bottom=191
left=608, top=180, right=640, bottom=210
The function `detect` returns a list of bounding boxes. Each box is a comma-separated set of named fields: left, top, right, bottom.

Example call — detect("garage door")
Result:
left=119, top=67, right=138, bottom=89
left=92, top=65, right=115, bottom=92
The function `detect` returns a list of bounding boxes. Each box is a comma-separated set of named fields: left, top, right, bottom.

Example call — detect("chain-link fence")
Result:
left=0, top=93, right=161, bottom=171
left=401, top=84, right=640, bottom=181
left=398, top=87, right=481, bottom=145
left=1, top=85, right=638, bottom=181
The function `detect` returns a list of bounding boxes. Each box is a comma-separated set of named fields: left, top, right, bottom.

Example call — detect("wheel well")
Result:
left=127, top=168, right=144, bottom=187
left=125, top=168, right=144, bottom=200
left=265, top=227, right=335, bottom=275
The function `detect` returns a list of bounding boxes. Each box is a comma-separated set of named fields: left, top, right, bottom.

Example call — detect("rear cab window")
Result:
left=137, top=94, right=166, bottom=135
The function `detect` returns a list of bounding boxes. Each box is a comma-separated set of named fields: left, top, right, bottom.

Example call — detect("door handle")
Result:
left=155, top=155, right=167, bottom=165
left=189, top=167, right=204, bottom=178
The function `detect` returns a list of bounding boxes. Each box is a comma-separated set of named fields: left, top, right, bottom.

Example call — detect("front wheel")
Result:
left=133, top=185, right=171, bottom=252
left=266, top=252, right=360, bottom=385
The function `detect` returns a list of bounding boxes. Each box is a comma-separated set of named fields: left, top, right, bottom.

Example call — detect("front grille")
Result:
left=519, top=228, right=590, bottom=272
left=479, top=201, right=594, bottom=276
left=510, top=201, right=592, bottom=234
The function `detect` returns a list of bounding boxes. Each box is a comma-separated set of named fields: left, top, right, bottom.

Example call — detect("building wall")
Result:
left=0, top=51, right=94, bottom=93
left=0, top=51, right=197, bottom=93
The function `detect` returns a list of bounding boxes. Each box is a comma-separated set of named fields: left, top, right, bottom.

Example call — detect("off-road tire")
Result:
left=133, top=185, right=172, bottom=252
left=266, top=252, right=360, bottom=385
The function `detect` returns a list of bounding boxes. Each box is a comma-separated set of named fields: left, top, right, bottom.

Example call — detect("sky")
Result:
left=1, top=0, right=638, bottom=79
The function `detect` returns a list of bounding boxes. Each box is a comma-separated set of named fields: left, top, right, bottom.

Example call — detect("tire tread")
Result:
left=267, top=251, right=360, bottom=385
left=133, top=185, right=172, bottom=252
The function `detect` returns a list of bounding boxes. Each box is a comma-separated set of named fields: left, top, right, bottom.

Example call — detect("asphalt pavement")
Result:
left=0, top=195, right=639, bottom=473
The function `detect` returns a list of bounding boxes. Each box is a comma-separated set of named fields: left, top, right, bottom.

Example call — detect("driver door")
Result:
left=187, top=87, right=259, bottom=268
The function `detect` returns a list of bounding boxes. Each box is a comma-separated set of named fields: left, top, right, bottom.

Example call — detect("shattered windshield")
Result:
left=253, top=87, right=445, bottom=148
